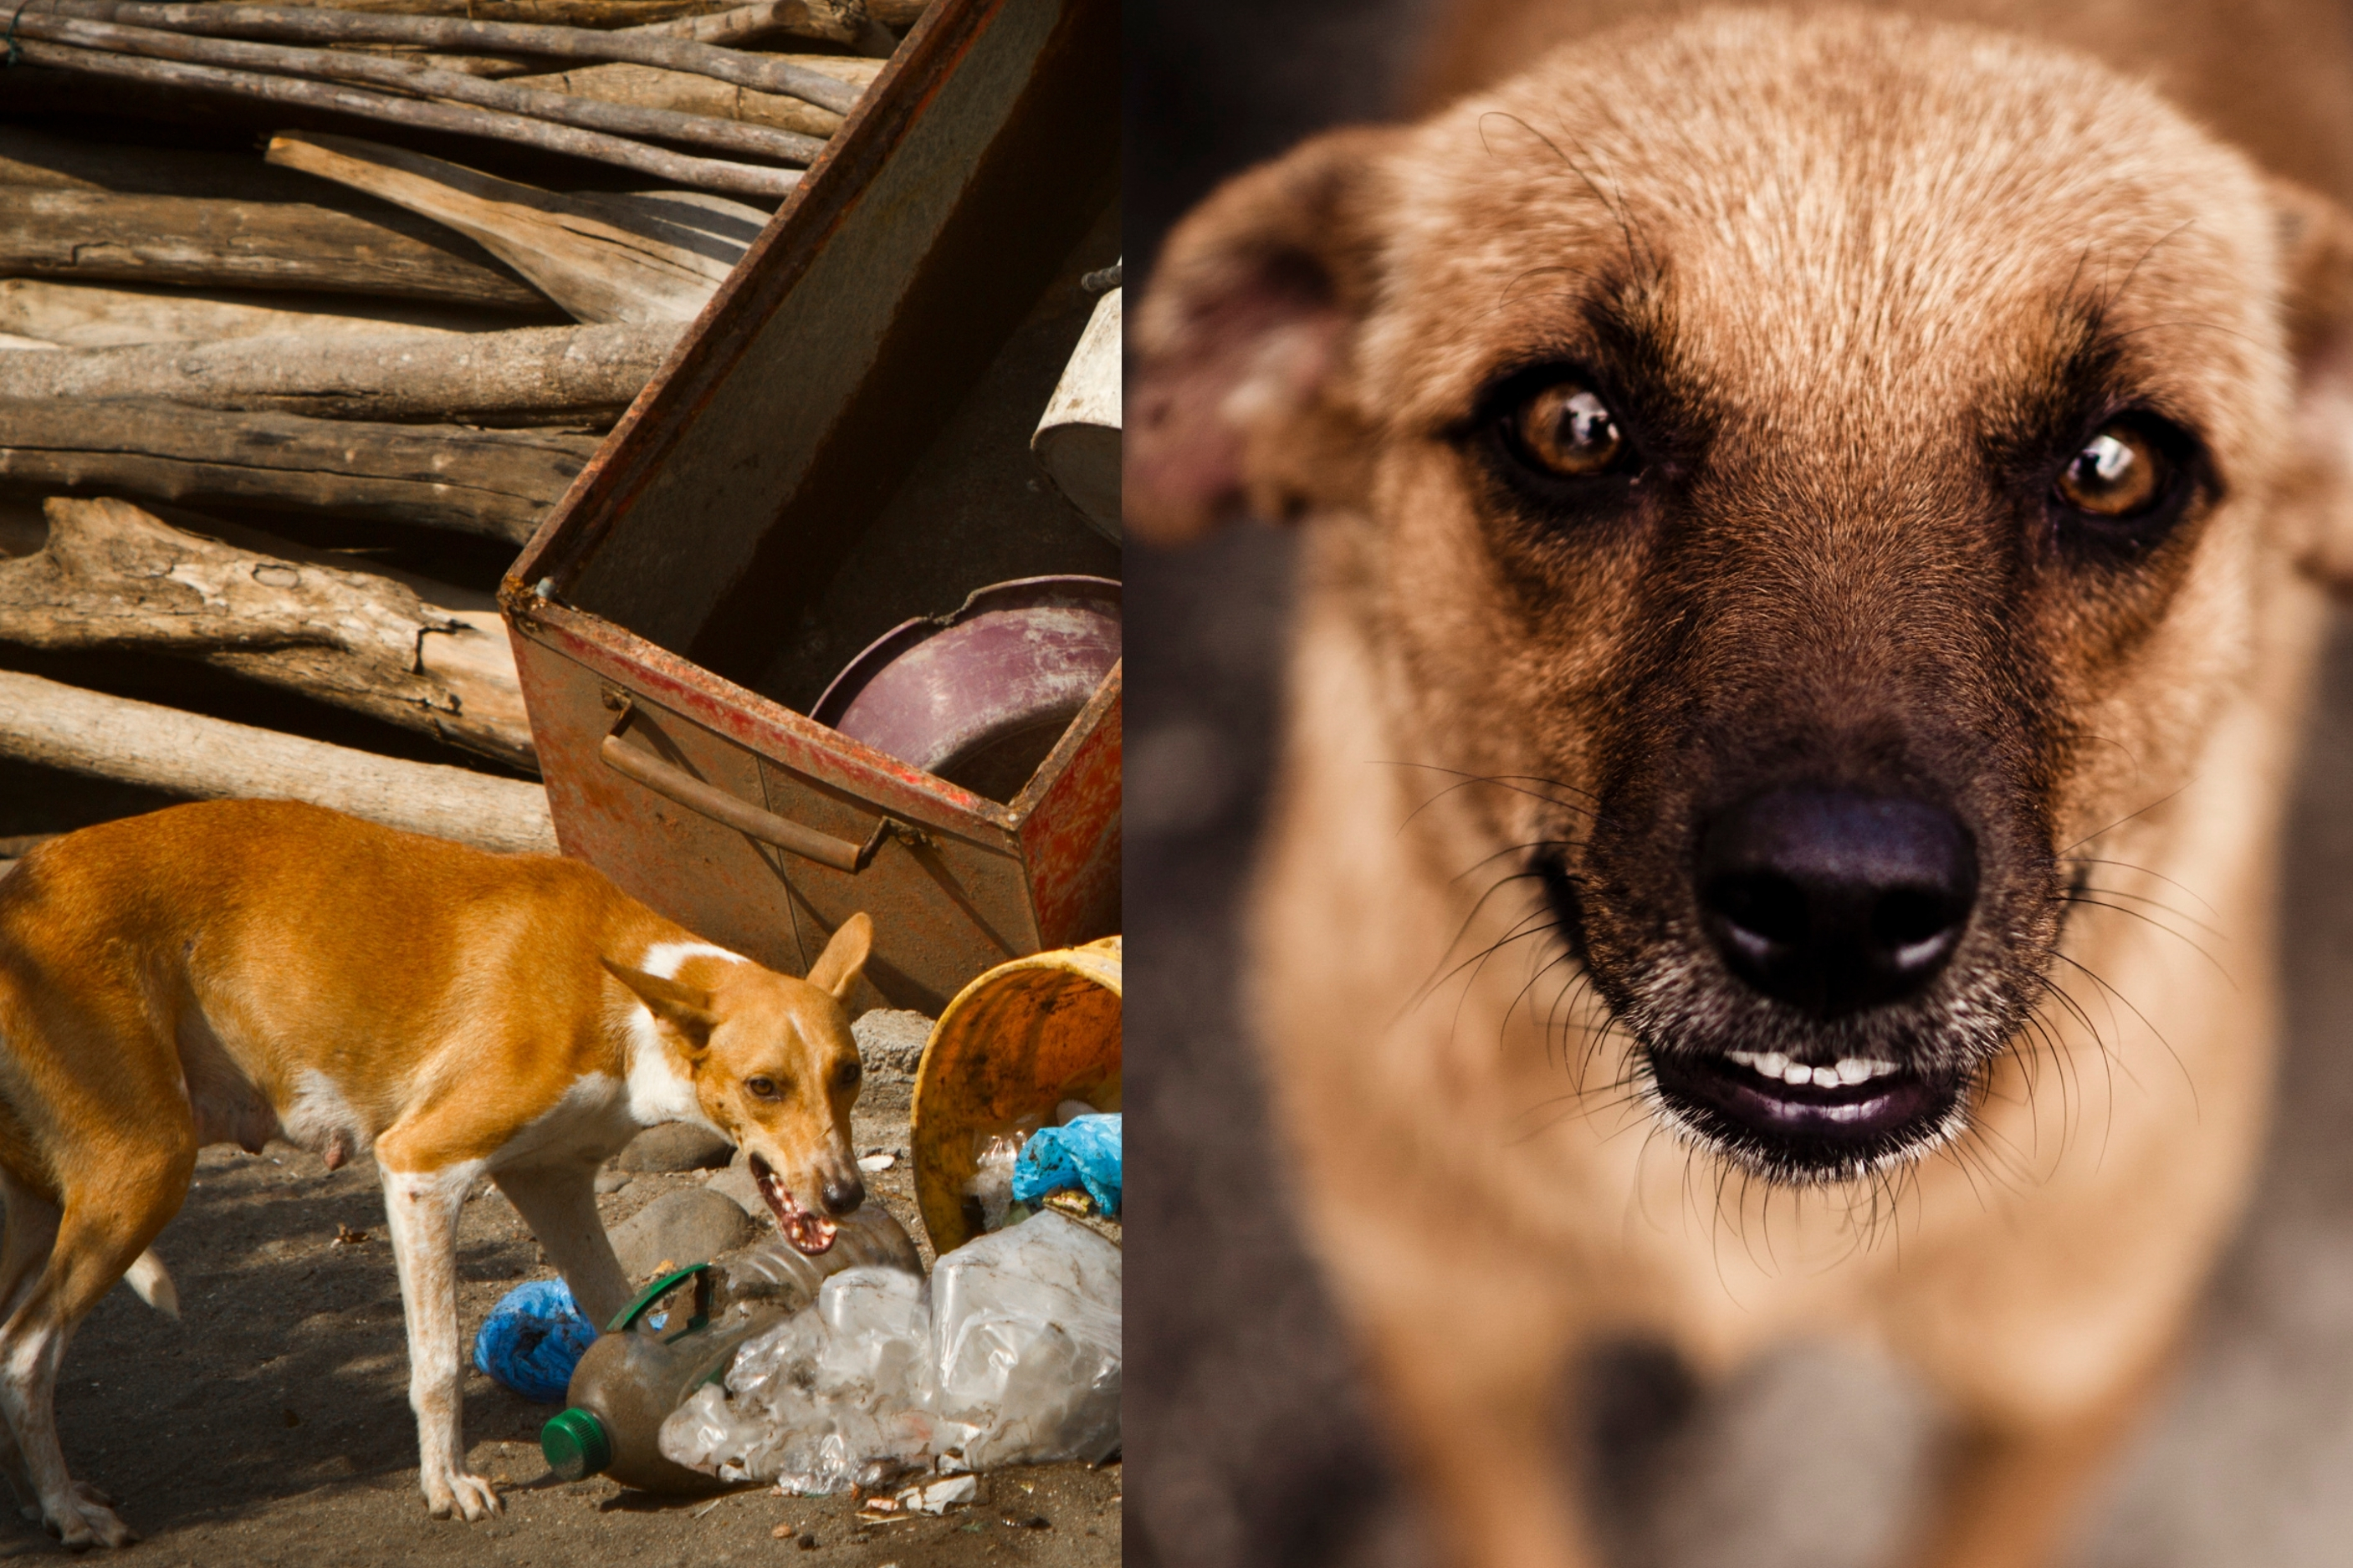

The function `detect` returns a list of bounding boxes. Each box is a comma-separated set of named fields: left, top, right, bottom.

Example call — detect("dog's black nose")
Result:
left=820, top=1172, right=865, bottom=1216
left=1696, top=788, right=1977, bottom=1016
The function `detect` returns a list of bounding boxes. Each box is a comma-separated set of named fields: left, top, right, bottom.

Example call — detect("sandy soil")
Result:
left=0, top=1081, right=1119, bottom=1566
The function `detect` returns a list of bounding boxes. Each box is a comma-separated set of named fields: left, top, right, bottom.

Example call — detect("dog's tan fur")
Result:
left=0, top=800, right=872, bottom=1545
left=1133, top=6, right=2353, bottom=1565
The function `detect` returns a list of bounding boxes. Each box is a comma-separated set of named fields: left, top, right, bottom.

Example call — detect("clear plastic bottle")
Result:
left=541, top=1265, right=787, bottom=1494
left=712, top=1202, right=923, bottom=1316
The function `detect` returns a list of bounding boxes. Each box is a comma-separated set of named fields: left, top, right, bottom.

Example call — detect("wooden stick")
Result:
left=0, top=498, right=535, bottom=769
left=32, top=0, right=865, bottom=114
left=866, top=0, right=922, bottom=27
left=11, top=39, right=805, bottom=199
left=506, top=59, right=835, bottom=138
left=267, top=132, right=744, bottom=324
left=621, top=0, right=862, bottom=45
left=0, top=279, right=534, bottom=350
left=0, top=398, right=596, bottom=543
left=0, top=189, right=546, bottom=309
left=0, top=321, right=673, bottom=421
left=0, top=668, right=557, bottom=855
left=14, top=13, right=826, bottom=167
left=238, top=0, right=739, bottom=24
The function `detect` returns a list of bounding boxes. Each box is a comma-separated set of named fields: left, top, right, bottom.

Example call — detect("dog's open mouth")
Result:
left=1647, top=1047, right=1963, bottom=1176
left=749, top=1153, right=836, bottom=1255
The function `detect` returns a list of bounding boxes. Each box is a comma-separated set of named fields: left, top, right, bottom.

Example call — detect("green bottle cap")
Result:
left=541, top=1407, right=612, bottom=1481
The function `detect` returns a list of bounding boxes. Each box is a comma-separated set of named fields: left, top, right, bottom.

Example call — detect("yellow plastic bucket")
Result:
left=908, top=936, right=1121, bottom=1254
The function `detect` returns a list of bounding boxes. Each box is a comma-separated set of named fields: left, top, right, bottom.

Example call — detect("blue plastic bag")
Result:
left=1012, top=1114, right=1122, bottom=1218
left=473, top=1278, right=599, bottom=1403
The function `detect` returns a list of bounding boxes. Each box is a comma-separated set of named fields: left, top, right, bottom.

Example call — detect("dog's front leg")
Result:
left=377, top=1157, right=501, bottom=1521
left=1911, top=1346, right=2176, bottom=1568
left=1327, top=1228, right=1604, bottom=1568
left=493, top=1162, right=632, bottom=1329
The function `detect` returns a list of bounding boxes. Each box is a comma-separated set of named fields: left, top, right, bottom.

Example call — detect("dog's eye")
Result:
left=836, top=1060, right=862, bottom=1090
left=2054, top=421, right=2164, bottom=518
left=1508, top=379, right=1626, bottom=478
left=744, top=1076, right=780, bottom=1100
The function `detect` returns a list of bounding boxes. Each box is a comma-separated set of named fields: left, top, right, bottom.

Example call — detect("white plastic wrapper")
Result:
left=930, top=1209, right=1123, bottom=1468
left=657, top=1213, right=1121, bottom=1490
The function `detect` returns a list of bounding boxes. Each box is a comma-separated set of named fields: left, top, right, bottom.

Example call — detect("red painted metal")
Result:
left=499, top=0, right=1118, bottom=1014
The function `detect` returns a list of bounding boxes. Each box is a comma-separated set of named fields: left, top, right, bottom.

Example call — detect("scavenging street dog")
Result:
left=1133, top=3, right=2353, bottom=1564
left=0, top=800, right=874, bottom=1545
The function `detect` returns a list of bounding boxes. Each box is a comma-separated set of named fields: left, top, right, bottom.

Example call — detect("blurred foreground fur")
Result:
left=1132, top=3, right=2353, bottom=1563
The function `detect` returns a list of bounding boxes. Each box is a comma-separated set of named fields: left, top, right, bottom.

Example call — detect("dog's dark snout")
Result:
left=820, top=1172, right=866, bottom=1216
left=1696, top=789, right=1977, bottom=1016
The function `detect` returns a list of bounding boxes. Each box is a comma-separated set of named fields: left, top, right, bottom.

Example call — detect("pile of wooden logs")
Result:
left=0, top=0, right=914, bottom=855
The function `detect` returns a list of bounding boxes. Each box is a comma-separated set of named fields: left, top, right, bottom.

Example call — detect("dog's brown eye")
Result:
left=836, top=1060, right=862, bottom=1090
left=2055, top=424, right=2161, bottom=517
left=745, top=1076, right=779, bottom=1100
left=1512, top=381, right=1624, bottom=477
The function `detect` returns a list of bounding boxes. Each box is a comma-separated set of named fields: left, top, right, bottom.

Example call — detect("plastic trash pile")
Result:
left=658, top=1208, right=1121, bottom=1494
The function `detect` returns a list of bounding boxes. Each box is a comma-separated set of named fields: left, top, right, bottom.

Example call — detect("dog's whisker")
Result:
left=2059, top=856, right=2222, bottom=917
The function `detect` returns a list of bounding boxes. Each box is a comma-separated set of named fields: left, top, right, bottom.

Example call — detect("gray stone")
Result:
left=708, top=1150, right=765, bottom=1218
left=616, top=1121, right=734, bottom=1172
left=852, top=1009, right=935, bottom=1081
left=594, top=1168, right=632, bottom=1195
left=610, top=1187, right=758, bottom=1279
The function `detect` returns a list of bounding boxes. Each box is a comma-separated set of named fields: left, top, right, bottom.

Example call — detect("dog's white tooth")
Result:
left=1868, top=1060, right=1900, bottom=1078
left=1757, top=1052, right=1788, bottom=1078
left=1810, top=1065, right=1840, bottom=1088
left=1835, top=1059, right=1872, bottom=1085
left=1783, top=1064, right=1813, bottom=1085
left=1726, top=1050, right=1755, bottom=1066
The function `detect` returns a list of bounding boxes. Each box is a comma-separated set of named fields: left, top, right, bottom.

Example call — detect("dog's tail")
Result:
left=124, top=1250, right=177, bottom=1320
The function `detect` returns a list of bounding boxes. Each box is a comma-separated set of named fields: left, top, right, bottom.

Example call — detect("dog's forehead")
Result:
left=1366, top=13, right=2285, bottom=442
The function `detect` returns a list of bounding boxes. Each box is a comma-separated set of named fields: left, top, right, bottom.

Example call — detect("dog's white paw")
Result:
left=42, top=1487, right=136, bottom=1550
left=423, top=1468, right=503, bottom=1521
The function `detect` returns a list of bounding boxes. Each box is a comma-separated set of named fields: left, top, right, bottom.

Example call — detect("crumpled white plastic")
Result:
left=657, top=1211, right=1120, bottom=1492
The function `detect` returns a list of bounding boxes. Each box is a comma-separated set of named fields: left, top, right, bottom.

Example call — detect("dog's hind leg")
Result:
left=493, top=1162, right=630, bottom=1330
left=0, top=1145, right=192, bottom=1549
left=0, top=1168, right=60, bottom=1522
left=374, top=1150, right=499, bottom=1521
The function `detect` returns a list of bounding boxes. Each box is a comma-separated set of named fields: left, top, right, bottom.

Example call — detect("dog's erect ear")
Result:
left=804, top=912, right=872, bottom=1003
left=2269, top=178, right=2353, bottom=590
left=1128, top=127, right=1401, bottom=544
left=603, top=958, right=718, bottom=1046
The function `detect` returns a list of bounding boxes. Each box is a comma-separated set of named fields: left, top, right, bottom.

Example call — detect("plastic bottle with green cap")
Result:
left=540, top=1263, right=789, bottom=1494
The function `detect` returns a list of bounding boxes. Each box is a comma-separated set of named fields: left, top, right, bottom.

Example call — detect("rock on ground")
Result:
left=616, top=1121, right=734, bottom=1172
left=611, top=1186, right=758, bottom=1279
left=854, top=1009, right=934, bottom=1081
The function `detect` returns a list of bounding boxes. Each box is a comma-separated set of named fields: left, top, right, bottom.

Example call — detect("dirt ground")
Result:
left=0, top=1066, right=1118, bottom=1565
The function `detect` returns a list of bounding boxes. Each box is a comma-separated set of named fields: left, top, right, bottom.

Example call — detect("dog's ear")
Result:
left=1128, top=126, right=1402, bottom=544
left=2269, top=178, right=2353, bottom=590
left=804, top=912, right=872, bottom=1003
left=603, top=958, right=718, bottom=1046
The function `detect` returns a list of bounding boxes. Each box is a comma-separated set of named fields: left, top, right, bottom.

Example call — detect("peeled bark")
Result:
left=0, top=498, right=535, bottom=769
left=0, top=669, right=557, bottom=855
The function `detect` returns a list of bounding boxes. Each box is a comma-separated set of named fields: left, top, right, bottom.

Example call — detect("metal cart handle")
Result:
left=599, top=694, right=920, bottom=874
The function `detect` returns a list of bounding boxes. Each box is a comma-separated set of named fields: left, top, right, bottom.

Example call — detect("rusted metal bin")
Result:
left=498, top=0, right=1119, bottom=1013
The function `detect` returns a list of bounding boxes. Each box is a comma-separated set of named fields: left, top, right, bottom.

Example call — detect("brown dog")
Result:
left=1133, top=4, right=2353, bottom=1565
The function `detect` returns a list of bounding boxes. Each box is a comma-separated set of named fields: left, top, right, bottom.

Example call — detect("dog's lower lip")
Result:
left=1648, top=1050, right=1956, bottom=1163
left=748, top=1153, right=836, bottom=1255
